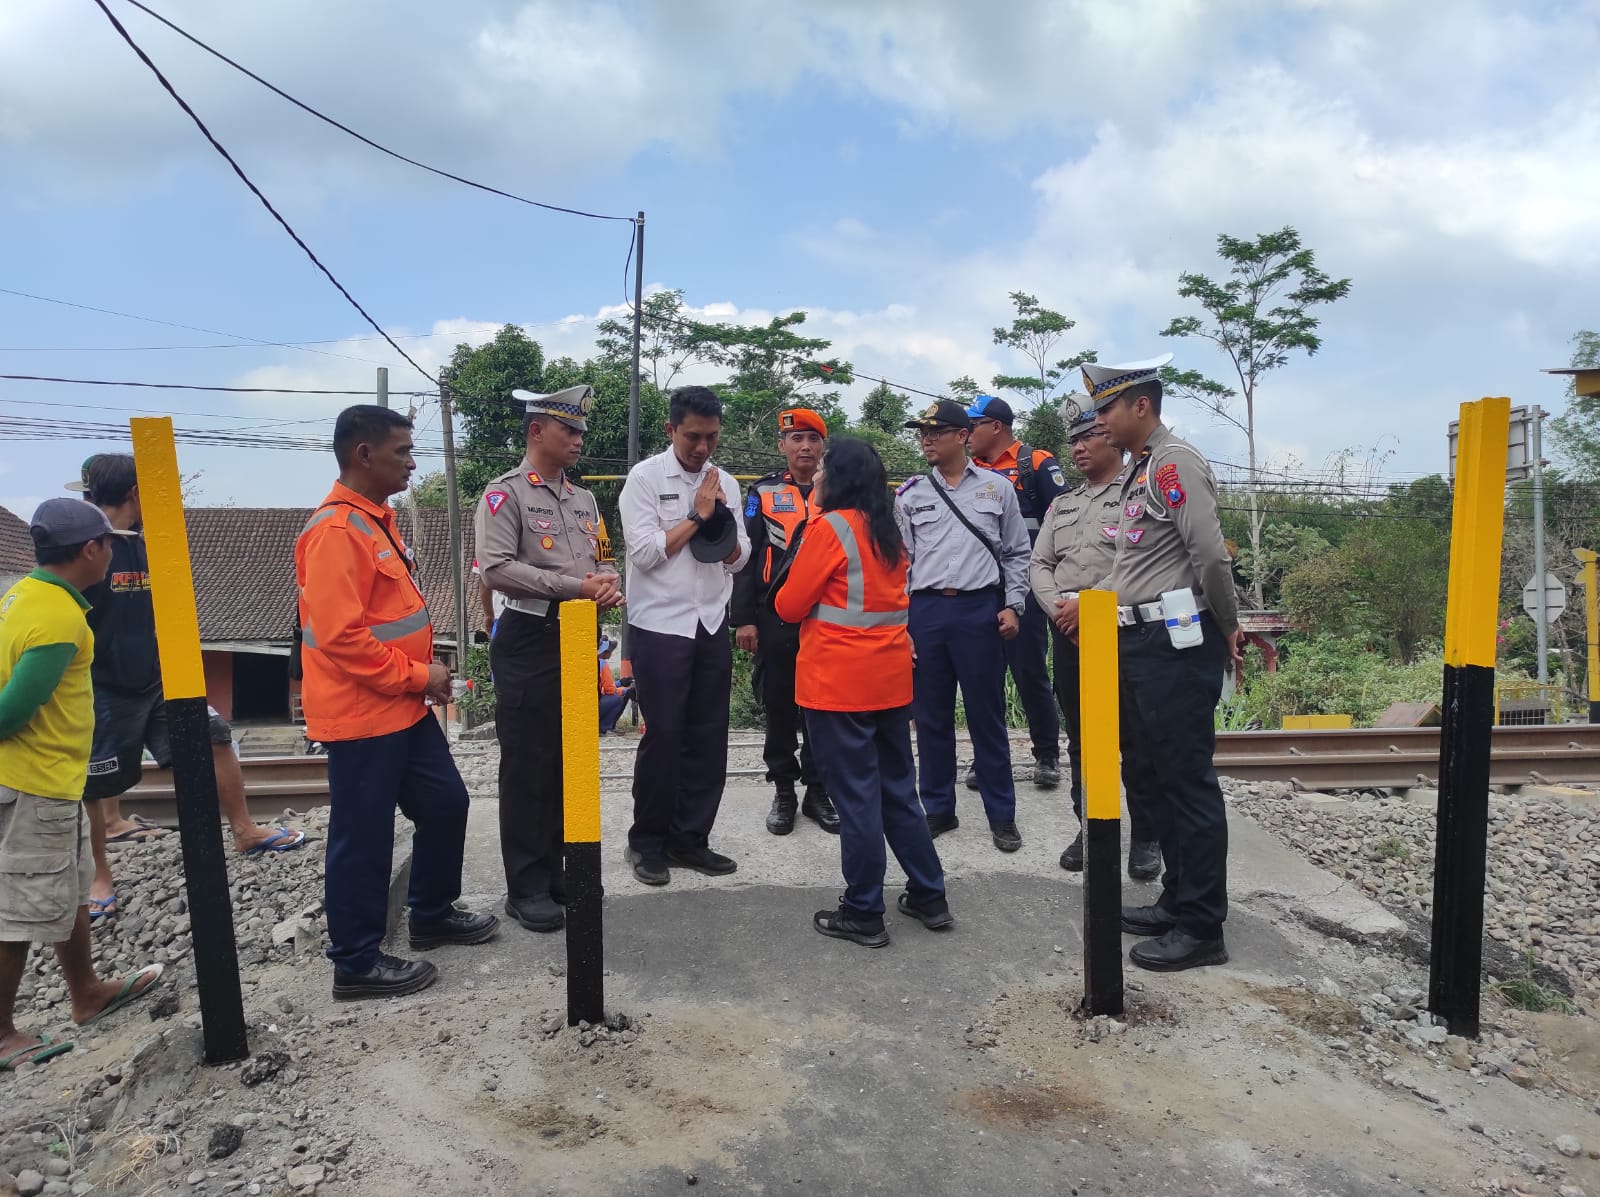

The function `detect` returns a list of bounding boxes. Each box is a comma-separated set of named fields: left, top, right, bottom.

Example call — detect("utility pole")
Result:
left=627, top=210, right=645, bottom=468
left=376, top=366, right=389, bottom=409
left=439, top=383, right=469, bottom=675
left=1532, top=406, right=1549, bottom=682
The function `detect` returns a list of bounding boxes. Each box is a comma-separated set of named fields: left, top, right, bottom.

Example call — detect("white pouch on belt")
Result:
left=1160, top=587, right=1204, bottom=649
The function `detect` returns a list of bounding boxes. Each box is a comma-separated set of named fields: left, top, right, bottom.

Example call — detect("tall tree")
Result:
left=594, top=289, right=699, bottom=393
left=1547, top=329, right=1600, bottom=477
left=440, top=324, right=546, bottom=500
left=854, top=382, right=923, bottom=477
left=1160, top=226, right=1352, bottom=607
left=946, top=375, right=981, bottom=401
left=989, top=291, right=1096, bottom=407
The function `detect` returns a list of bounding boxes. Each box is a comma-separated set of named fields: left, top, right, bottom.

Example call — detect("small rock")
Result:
left=208, top=1124, right=244, bottom=1160
left=1506, top=1066, right=1539, bottom=1089
left=1557, top=1186, right=1587, bottom=1197
left=1555, top=1135, right=1583, bottom=1158
left=16, top=1172, right=45, bottom=1197
left=274, top=996, right=295, bottom=1015
left=149, top=989, right=181, bottom=1021
left=42, top=1161, right=69, bottom=1178
left=188, top=1170, right=207, bottom=1186
left=285, top=1162, right=324, bottom=1189
left=240, top=1051, right=289, bottom=1087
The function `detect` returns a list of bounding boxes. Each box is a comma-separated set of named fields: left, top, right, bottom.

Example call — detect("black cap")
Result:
left=689, top=501, right=739, bottom=563
left=29, top=498, right=133, bottom=549
left=904, top=399, right=972, bottom=432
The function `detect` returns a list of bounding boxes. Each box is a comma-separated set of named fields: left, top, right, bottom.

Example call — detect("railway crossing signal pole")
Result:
left=1078, top=589, right=1124, bottom=1017
left=129, top=418, right=250, bottom=1064
left=561, top=599, right=605, bottom=1025
left=1428, top=397, right=1511, bottom=1039
left=1575, top=548, right=1600, bottom=724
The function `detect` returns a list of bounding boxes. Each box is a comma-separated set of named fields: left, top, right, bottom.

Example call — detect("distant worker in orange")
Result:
left=296, top=405, right=497, bottom=1002
left=774, top=438, right=951, bottom=949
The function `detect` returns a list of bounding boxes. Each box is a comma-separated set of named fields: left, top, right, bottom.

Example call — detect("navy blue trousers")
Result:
left=1119, top=621, right=1229, bottom=938
left=324, top=713, right=469, bottom=972
left=1052, top=630, right=1160, bottom=840
left=1003, top=591, right=1060, bottom=762
left=806, top=706, right=946, bottom=923
left=910, top=590, right=1015, bottom=824
left=599, top=693, right=627, bottom=733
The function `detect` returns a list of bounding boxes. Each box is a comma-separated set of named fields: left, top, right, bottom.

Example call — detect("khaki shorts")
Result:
left=0, top=786, right=93, bottom=943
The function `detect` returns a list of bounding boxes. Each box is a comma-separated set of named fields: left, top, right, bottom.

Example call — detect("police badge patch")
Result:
left=485, top=491, right=508, bottom=515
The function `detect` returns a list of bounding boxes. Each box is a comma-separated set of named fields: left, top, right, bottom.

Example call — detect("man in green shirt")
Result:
left=0, top=500, right=165, bottom=1071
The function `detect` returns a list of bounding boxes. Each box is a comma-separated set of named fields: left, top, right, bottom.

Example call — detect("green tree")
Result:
left=1160, top=226, right=1352, bottom=607
left=989, top=291, right=1096, bottom=407
left=594, top=288, right=699, bottom=392
left=406, top=471, right=451, bottom=509
left=946, top=375, right=981, bottom=401
left=441, top=324, right=547, bottom=499
left=1547, top=329, right=1600, bottom=477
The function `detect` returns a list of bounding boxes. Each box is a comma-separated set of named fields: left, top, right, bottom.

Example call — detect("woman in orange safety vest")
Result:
left=774, top=438, right=952, bottom=947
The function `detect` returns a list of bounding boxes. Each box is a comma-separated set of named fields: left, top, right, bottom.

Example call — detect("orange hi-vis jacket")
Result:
left=295, top=482, right=434, bottom=742
left=773, top=509, right=912, bottom=713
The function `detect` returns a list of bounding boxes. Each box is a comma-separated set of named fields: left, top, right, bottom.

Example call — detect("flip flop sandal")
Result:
left=241, top=827, right=306, bottom=857
left=89, top=895, right=118, bottom=922
left=106, top=822, right=167, bottom=844
left=0, top=1032, right=74, bottom=1072
left=81, top=963, right=164, bottom=1027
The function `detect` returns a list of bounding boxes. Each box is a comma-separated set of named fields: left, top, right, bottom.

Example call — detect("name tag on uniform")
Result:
left=658, top=493, right=678, bottom=503
left=770, top=493, right=796, bottom=512
left=911, top=504, right=935, bottom=514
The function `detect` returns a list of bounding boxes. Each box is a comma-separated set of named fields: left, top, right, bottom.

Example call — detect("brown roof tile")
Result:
left=0, top=505, right=34, bottom=575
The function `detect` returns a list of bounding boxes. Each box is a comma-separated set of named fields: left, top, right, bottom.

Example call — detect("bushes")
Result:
left=1228, top=633, right=1443, bottom=728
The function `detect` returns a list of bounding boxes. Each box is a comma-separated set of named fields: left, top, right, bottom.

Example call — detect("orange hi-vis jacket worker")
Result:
left=773, top=510, right=911, bottom=712
left=295, top=481, right=434, bottom=742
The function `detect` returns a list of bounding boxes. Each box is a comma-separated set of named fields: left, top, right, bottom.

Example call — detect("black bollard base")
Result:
left=564, top=841, right=604, bottom=1026
left=1082, top=817, right=1124, bottom=1018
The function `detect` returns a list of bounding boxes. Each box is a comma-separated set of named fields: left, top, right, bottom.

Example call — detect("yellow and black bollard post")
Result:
left=1428, top=397, right=1510, bottom=1039
left=1575, top=548, right=1599, bottom=723
left=129, top=418, right=249, bottom=1064
left=1078, top=589, right=1124, bottom=1017
left=560, top=598, right=604, bottom=1025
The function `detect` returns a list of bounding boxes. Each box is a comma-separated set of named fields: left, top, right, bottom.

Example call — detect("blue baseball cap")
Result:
left=964, top=395, right=1015, bottom=426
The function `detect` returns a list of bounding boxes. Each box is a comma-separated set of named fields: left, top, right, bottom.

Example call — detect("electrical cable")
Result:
left=0, top=372, right=428, bottom=396
left=90, top=0, right=438, bottom=384
left=119, top=0, right=634, bottom=225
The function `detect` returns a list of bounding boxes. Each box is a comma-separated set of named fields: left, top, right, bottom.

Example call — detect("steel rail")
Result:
left=127, top=724, right=1600, bottom=821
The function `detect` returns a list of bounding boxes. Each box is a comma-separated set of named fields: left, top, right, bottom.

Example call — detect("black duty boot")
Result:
left=962, top=763, right=980, bottom=791
left=1059, top=828, right=1084, bottom=872
left=1129, top=929, right=1229, bottom=972
left=766, top=783, right=798, bottom=835
left=1032, top=758, right=1062, bottom=789
left=1127, top=839, right=1162, bottom=881
left=800, top=785, right=840, bottom=834
left=332, top=954, right=438, bottom=1001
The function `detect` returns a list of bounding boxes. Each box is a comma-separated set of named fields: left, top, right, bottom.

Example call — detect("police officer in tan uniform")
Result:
left=1028, top=396, right=1160, bottom=879
left=474, top=385, right=623, bottom=933
left=1077, top=355, right=1243, bottom=973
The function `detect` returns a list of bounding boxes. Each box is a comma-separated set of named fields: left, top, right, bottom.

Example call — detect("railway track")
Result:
left=126, top=724, right=1600, bottom=822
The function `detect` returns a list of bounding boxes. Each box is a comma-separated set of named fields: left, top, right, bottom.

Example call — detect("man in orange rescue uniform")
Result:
left=296, top=405, right=497, bottom=1001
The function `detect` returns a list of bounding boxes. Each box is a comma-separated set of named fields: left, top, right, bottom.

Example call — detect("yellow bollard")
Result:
left=1575, top=548, right=1599, bottom=723
left=130, top=418, right=249, bottom=1064
left=559, top=598, right=603, bottom=1025
left=1078, top=589, right=1123, bottom=1017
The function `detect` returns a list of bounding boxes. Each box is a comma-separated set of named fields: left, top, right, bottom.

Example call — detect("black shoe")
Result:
left=1121, top=903, right=1177, bottom=937
left=926, top=812, right=960, bottom=839
left=502, top=895, right=564, bottom=933
left=896, top=892, right=954, bottom=930
left=332, top=953, right=438, bottom=1002
left=408, top=908, right=500, bottom=950
left=766, top=783, right=798, bottom=835
left=1059, top=829, right=1084, bottom=872
left=1127, top=839, right=1161, bottom=881
left=1129, top=928, right=1229, bottom=972
left=990, top=821, right=1022, bottom=853
left=813, top=906, right=889, bottom=949
left=665, top=845, right=739, bottom=876
left=800, top=785, right=840, bottom=834
left=962, top=764, right=979, bottom=791
left=1033, top=758, right=1062, bottom=789
left=625, top=846, right=670, bottom=886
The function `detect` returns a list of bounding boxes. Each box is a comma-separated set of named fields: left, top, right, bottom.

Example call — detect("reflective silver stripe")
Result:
left=347, top=511, right=376, bottom=537
left=301, top=624, right=318, bottom=649
left=809, top=512, right=909, bottom=629
left=300, top=507, right=340, bottom=535
left=368, top=608, right=431, bottom=642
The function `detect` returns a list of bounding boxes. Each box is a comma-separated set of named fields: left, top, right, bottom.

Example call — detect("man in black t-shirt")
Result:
left=72, top=456, right=303, bottom=921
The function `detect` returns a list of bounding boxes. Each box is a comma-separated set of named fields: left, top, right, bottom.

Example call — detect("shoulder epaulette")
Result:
left=895, top=475, right=923, bottom=497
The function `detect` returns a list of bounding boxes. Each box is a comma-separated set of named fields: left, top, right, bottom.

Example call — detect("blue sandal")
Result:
left=89, top=894, right=118, bottom=922
left=241, top=827, right=306, bottom=857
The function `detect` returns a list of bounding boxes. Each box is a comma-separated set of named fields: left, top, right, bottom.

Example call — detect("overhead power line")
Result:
left=119, top=0, right=635, bottom=226
left=90, top=0, right=437, bottom=384
left=0, top=372, right=425, bottom=396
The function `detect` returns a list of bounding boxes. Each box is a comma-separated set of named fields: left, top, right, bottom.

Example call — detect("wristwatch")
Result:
left=687, top=510, right=706, bottom=527
left=1007, top=602, right=1025, bottom=617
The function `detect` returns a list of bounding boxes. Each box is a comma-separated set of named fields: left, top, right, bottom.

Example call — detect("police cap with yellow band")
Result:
left=514, top=384, right=595, bottom=432
left=1081, top=354, right=1173, bottom=412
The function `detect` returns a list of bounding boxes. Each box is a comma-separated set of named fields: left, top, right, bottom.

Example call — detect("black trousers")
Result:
left=491, top=608, right=565, bottom=902
left=753, top=612, right=817, bottom=788
left=628, top=618, right=733, bottom=859
left=1118, top=620, right=1229, bottom=938
left=1052, top=630, right=1159, bottom=841
left=1003, top=591, right=1060, bottom=762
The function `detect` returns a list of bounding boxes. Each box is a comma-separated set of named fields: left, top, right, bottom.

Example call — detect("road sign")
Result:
left=1522, top=572, right=1567, bottom=620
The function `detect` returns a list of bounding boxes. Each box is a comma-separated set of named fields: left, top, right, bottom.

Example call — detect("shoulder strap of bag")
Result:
left=1016, top=443, right=1036, bottom=507
left=926, top=471, right=1002, bottom=586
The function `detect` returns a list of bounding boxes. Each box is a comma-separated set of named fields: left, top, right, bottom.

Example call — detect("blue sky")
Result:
left=2, top=0, right=1597, bottom=519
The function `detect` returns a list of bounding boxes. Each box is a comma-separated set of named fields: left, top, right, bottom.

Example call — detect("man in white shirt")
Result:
left=618, top=386, right=751, bottom=886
